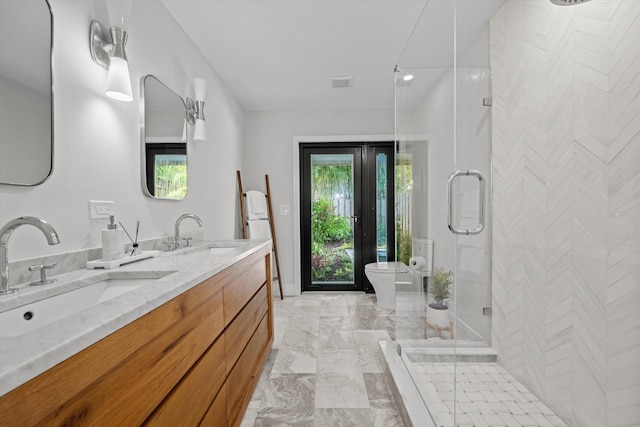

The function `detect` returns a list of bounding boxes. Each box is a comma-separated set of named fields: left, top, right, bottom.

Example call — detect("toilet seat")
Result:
left=364, top=262, right=408, bottom=274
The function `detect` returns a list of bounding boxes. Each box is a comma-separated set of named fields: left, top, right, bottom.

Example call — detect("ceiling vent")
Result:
left=331, top=76, right=353, bottom=89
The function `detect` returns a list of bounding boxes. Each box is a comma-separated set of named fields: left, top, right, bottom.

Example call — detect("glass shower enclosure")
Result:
left=392, top=1, right=495, bottom=425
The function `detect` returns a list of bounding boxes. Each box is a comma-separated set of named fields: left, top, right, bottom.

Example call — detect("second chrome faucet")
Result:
left=173, top=213, right=203, bottom=250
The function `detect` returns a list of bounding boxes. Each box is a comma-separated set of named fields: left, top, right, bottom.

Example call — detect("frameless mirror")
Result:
left=141, top=75, right=188, bottom=200
left=0, top=0, right=53, bottom=186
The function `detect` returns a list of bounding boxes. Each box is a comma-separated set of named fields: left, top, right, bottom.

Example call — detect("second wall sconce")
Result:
left=90, top=20, right=133, bottom=102
left=186, top=78, right=207, bottom=142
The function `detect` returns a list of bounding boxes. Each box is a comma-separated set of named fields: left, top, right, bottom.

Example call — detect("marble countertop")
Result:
left=0, top=239, right=270, bottom=397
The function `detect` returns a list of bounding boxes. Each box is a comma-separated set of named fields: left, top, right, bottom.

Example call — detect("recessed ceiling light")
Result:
left=403, top=74, right=414, bottom=81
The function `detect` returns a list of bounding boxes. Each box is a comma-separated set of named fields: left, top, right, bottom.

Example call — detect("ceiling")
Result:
left=161, top=0, right=505, bottom=112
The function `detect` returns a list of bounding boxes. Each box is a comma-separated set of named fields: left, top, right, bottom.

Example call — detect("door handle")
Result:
left=447, top=169, right=485, bottom=235
left=351, top=216, right=359, bottom=223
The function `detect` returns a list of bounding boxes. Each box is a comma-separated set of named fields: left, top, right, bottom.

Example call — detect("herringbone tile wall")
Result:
left=490, top=1, right=640, bottom=426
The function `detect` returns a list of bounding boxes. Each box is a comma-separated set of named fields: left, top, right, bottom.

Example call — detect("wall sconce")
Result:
left=90, top=20, right=133, bottom=102
left=186, top=78, right=207, bottom=142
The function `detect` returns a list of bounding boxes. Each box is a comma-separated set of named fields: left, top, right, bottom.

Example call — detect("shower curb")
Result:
left=380, top=341, right=437, bottom=427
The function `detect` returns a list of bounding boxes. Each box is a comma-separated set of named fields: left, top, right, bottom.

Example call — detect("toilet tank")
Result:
left=412, top=238, right=434, bottom=276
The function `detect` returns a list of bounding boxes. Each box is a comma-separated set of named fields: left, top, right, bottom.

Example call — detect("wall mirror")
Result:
left=141, top=75, right=188, bottom=200
left=0, top=0, right=53, bottom=186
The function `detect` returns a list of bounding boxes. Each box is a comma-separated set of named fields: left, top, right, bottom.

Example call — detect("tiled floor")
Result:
left=240, top=293, right=404, bottom=427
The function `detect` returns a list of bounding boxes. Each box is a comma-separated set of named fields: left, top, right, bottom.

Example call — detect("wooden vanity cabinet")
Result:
left=0, top=245, right=273, bottom=427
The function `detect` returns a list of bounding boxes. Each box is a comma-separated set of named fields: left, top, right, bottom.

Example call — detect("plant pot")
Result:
left=427, top=303, right=450, bottom=329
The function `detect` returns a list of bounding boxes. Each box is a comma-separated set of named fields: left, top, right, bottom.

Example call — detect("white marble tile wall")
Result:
left=490, top=1, right=640, bottom=426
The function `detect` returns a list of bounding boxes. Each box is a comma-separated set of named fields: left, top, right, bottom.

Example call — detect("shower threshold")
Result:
left=381, top=341, right=568, bottom=427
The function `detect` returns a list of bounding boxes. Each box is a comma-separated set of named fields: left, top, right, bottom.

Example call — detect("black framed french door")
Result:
left=300, top=142, right=394, bottom=292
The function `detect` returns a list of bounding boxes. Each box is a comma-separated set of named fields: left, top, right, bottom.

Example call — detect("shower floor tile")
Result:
left=413, top=362, right=568, bottom=427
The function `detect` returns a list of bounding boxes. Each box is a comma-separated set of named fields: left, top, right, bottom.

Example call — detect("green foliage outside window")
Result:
left=155, top=163, right=187, bottom=199
left=311, top=199, right=352, bottom=244
left=311, top=198, right=353, bottom=282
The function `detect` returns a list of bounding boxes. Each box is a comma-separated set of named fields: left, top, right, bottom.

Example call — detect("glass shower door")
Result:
left=393, top=0, right=494, bottom=425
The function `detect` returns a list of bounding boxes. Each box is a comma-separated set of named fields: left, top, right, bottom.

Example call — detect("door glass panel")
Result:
left=376, top=152, right=388, bottom=262
left=310, top=153, right=355, bottom=286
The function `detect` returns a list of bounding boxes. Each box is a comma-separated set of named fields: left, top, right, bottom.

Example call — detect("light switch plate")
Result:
left=280, top=204, right=290, bottom=215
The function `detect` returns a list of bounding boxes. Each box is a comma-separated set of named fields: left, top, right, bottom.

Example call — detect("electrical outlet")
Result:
left=89, top=200, right=115, bottom=219
left=280, top=204, right=290, bottom=215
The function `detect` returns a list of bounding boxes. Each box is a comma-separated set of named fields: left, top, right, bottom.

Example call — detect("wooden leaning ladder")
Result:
left=237, top=171, right=284, bottom=300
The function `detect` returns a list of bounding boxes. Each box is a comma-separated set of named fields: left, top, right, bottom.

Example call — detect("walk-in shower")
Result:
left=383, top=0, right=596, bottom=427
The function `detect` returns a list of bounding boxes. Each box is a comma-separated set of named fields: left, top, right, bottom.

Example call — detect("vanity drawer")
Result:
left=145, top=333, right=226, bottom=426
left=221, top=251, right=268, bottom=325
left=227, top=313, right=270, bottom=425
left=200, top=384, right=228, bottom=427
left=225, top=283, right=268, bottom=373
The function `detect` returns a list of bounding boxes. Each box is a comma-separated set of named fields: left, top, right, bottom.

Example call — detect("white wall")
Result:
left=243, top=109, right=394, bottom=295
left=491, top=1, right=640, bottom=425
left=0, top=0, right=245, bottom=261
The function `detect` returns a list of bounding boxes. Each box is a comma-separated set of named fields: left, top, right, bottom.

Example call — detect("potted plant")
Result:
left=427, top=267, right=453, bottom=329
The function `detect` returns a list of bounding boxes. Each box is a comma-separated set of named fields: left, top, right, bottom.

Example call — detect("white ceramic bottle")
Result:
left=102, top=215, right=124, bottom=261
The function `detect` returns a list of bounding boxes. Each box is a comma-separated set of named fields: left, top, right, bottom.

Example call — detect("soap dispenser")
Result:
left=102, top=215, right=124, bottom=260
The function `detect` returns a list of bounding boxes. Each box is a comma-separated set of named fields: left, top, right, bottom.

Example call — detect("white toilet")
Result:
left=364, top=262, right=409, bottom=309
left=365, top=238, right=434, bottom=310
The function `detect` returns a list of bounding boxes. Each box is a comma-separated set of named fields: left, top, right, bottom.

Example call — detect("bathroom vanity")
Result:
left=0, top=240, right=273, bottom=426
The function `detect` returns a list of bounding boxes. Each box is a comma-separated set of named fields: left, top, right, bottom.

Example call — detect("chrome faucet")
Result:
left=0, top=216, right=60, bottom=295
left=174, top=213, right=203, bottom=250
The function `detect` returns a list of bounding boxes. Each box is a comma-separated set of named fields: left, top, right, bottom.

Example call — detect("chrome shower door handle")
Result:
left=447, top=169, right=485, bottom=235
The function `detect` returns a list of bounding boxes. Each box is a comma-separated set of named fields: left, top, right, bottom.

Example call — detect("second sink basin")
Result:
left=0, top=270, right=176, bottom=338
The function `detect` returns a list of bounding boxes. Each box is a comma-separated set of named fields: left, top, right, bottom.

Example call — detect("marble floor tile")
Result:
left=313, top=408, right=371, bottom=426
left=319, top=315, right=352, bottom=332
left=257, top=373, right=316, bottom=424
left=271, top=346, right=318, bottom=374
left=254, top=416, right=314, bottom=427
left=287, top=313, right=321, bottom=332
left=271, top=328, right=319, bottom=373
left=240, top=408, right=258, bottom=427
left=317, top=349, right=360, bottom=374
left=320, top=296, right=350, bottom=316
left=250, top=349, right=279, bottom=403
left=353, top=330, right=392, bottom=373
left=242, top=292, right=402, bottom=427
left=318, top=316, right=355, bottom=350
left=363, top=373, right=397, bottom=410
left=343, top=293, right=376, bottom=306
left=315, top=371, right=370, bottom=409
left=272, top=316, right=289, bottom=349
left=369, top=408, right=404, bottom=427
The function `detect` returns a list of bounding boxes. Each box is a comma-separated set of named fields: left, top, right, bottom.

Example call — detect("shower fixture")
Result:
left=549, top=0, right=591, bottom=5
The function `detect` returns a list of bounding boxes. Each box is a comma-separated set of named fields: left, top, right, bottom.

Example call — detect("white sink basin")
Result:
left=174, top=241, right=245, bottom=255
left=208, top=247, right=236, bottom=255
left=0, top=270, right=176, bottom=338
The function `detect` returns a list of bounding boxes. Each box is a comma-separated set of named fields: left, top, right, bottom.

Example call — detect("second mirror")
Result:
left=141, top=75, right=187, bottom=200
